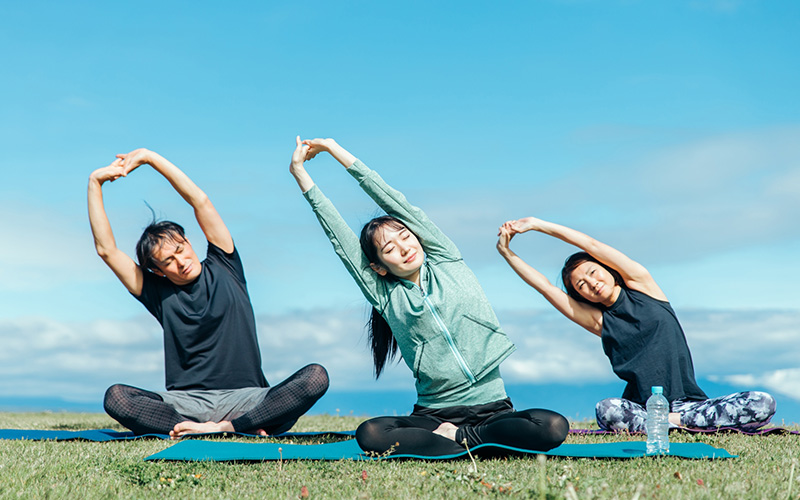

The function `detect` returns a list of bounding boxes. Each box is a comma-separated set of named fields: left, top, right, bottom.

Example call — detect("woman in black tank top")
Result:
left=495, top=216, right=776, bottom=432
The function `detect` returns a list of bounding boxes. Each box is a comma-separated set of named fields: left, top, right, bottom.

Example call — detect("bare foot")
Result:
left=169, top=420, right=235, bottom=440
left=432, top=422, right=458, bottom=442
left=668, top=412, right=682, bottom=428
left=253, top=429, right=268, bottom=437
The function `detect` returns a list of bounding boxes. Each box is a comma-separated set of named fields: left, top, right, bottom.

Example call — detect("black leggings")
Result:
left=103, top=364, right=329, bottom=435
left=355, top=398, right=569, bottom=456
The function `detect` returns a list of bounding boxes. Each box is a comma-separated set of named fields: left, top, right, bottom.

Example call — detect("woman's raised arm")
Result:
left=497, top=223, right=602, bottom=335
left=507, top=217, right=666, bottom=301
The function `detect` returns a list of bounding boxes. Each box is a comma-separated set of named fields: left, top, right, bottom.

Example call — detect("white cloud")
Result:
left=1, top=305, right=797, bottom=405
left=0, top=315, right=164, bottom=402
left=255, top=309, right=414, bottom=391
left=496, top=310, right=617, bottom=384
left=677, top=309, right=800, bottom=375
left=715, top=369, right=800, bottom=401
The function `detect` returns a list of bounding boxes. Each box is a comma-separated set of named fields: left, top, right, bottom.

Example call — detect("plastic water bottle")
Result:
left=645, top=386, right=670, bottom=455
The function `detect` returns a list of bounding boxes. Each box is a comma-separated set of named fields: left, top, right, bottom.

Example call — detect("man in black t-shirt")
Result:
left=88, top=148, right=328, bottom=437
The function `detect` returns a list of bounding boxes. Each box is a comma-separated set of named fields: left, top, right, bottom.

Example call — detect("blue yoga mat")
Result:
left=145, top=439, right=735, bottom=462
left=0, top=428, right=355, bottom=442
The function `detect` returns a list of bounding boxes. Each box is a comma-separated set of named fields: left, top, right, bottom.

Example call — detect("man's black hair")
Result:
left=135, top=220, right=187, bottom=273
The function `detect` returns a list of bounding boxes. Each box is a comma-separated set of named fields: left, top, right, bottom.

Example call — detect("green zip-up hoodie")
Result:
left=304, top=159, right=516, bottom=408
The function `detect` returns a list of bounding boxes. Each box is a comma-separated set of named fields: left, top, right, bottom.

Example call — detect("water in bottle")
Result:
left=645, top=385, right=670, bottom=455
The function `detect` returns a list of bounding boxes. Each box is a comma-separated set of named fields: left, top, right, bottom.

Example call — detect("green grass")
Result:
left=0, top=413, right=798, bottom=499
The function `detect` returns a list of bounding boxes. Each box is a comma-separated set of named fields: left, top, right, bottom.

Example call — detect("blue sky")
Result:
left=1, top=1, right=799, bottom=421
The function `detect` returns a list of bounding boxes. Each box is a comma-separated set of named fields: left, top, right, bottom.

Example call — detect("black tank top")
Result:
left=601, top=288, right=707, bottom=405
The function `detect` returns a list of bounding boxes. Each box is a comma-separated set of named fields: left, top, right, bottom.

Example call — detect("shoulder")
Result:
left=205, top=241, right=246, bottom=281
left=137, top=268, right=169, bottom=294
left=133, top=270, right=170, bottom=317
left=627, top=287, right=671, bottom=306
left=425, top=252, right=463, bottom=265
left=205, top=240, right=241, bottom=262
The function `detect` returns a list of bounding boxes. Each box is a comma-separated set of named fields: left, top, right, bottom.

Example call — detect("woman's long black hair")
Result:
left=359, top=215, right=412, bottom=378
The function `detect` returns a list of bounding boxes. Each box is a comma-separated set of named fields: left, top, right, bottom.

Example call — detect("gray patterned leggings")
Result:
left=595, top=391, right=776, bottom=433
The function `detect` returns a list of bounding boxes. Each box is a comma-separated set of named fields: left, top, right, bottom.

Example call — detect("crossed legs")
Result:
left=355, top=402, right=569, bottom=457
left=595, top=391, right=776, bottom=432
left=104, top=364, right=329, bottom=438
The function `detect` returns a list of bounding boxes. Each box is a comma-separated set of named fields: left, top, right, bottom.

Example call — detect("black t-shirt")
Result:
left=601, top=288, right=707, bottom=405
left=135, top=242, right=268, bottom=391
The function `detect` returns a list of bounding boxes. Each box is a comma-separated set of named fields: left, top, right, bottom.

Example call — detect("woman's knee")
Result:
left=538, top=411, right=569, bottom=448
left=595, top=397, right=622, bottom=415
left=551, top=413, right=570, bottom=441
left=750, top=391, right=777, bottom=415
left=595, top=398, right=617, bottom=430
left=355, top=418, right=392, bottom=453
left=595, top=398, right=639, bottom=431
left=510, top=409, right=569, bottom=450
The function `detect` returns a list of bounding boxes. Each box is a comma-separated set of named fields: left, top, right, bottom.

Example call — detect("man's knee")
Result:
left=303, top=363, right=330, bottom=396
left=103, top=384, right=125, bottom=412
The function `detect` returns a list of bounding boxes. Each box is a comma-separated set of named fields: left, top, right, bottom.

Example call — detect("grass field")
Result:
left=0, top=412, right=798, bottom=499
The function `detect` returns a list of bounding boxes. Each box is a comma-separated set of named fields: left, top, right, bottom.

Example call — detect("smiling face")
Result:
left=149, top=236, right=202, bottom=285
left=569, top=260, right=620, bottom=306
left=370, top=223, right=425, bottom=284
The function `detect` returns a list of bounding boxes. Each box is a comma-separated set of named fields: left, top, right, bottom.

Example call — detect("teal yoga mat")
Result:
left=145, top=439, right=736, bottom=462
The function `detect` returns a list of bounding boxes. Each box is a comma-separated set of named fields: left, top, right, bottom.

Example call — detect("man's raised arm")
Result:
left=88, top=159, right=144, bottom=295
left=118, top=149, right=234, bottom=253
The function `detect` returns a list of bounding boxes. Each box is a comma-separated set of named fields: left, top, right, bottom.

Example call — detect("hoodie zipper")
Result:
left=416, top=285, right=477, bottom=384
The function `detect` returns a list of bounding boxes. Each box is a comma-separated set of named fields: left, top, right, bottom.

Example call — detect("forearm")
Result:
left=290, top=165, right=315, bottom=193
left=526, top=217, right=656, bottom=297
left=348, top=160, right=460, bottom=258
left=304, top=185, right=383, bottom=308
left=500, top=245, right=602, bottom=335
left=326, top=141, right=357, bottom=169
left=536, top=220, right=597, bottom=251
left=500, top=249, right=555, bottom=294
left=147, top=152, right=210, bottom=209
left=87, top=178, right=118, bottom=258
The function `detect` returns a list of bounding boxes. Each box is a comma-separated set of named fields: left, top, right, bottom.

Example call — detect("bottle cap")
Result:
left=651, top=386, right=663, bottom=394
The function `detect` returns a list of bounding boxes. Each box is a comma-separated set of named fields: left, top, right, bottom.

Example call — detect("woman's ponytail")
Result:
left=367, top=307, right=398, bottom=378
left=360, top=215, right=411, bottom=378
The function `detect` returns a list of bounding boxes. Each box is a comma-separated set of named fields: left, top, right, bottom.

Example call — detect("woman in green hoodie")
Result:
left=289, top=137, right=568, bottom=456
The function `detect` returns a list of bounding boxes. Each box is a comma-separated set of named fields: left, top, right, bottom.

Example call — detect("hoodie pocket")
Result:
left=412, top=334, right=471, bottom=396
left=455, top=313, right=515, bottom=379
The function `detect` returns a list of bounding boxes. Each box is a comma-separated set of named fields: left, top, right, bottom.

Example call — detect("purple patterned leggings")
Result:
left=595, top=391, right=776, bottom=432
